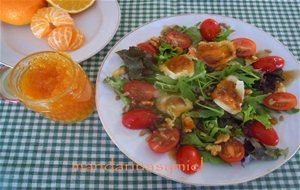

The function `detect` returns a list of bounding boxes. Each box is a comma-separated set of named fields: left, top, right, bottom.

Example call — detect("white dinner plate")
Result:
left=96, top=14, right=300, bottom=186
left=0, top=0, right=120, bottom=68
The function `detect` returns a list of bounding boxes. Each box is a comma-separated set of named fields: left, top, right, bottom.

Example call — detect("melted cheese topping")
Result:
left=212, top=76, right=244, bottom=114
left=156, top=94, right=193, bottom=117
left=196, top=41, right=236, bottom=69
left=159, top=55, right=194, bottom=79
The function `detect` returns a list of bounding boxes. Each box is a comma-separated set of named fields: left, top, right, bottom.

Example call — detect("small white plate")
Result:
left=0, top=0, right=120, bottom=68
left=96, top=14, right=300, bottom=186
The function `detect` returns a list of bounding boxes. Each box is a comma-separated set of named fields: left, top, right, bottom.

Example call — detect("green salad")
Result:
left=104, top=18, right=299, bottom=174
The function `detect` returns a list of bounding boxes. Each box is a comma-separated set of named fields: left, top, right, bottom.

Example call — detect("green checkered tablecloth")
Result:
left=1, top=0, right=300, bottom=189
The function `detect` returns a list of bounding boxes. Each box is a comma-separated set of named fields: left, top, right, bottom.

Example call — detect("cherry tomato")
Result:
left=232, top=38, right=256, bottom=58
left=165, top=31, right=193, bottom=49
left=218, top=138, right=245, bottom=163
left=122, top=109, right=156, bottom=129
left=252, top=56, right=285, bottom=72
left=245, top=121, right=279, bottom=146
left=123, top=80, right=156, bottom=101
left=176, top=145, right=202, bottom=174
left=200, top=18, right=221, bottom=41
left=263, top=92, right=298, bottom=111
left=148, top=128, right=180, bottom=153
left=137, top=42, right=158, bottom=55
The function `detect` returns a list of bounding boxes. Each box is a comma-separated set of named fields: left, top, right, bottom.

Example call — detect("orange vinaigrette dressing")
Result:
left=10, top=52, right=95, bottom=122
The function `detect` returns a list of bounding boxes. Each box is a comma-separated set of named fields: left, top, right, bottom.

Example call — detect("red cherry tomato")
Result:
left=176, top=145, right=202, bottom=174
left=232, top=38, right=256, bottom=58
left=165, top=31, right=193, bottom=49
left=148, top=128, right=180, bottom=153
left=137, top=42, right=158, bottom=55
left=122, top=109, right=156, bottom=129
left=123, top=80, right=156, bottom=101
left=218, top=138, right=245, bottom=163
left=246, top=121, right=279, bottom=146
left=252, top=56, right=285, bottom=72
left=200, top=18, right=221, bottom=41
left=264, top=92, right=298, bottom=111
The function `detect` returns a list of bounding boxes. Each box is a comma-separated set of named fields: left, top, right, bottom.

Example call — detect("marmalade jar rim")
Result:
left=9, top=51, right=77, bottom=104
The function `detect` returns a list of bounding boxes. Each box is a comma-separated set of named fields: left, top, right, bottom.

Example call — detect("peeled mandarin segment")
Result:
left=49, top=7, right=74, bottom=26
left=48, top=26, right=73, bottom=51
left=30, top=16, right=53, bottom=38
left=30, top=7, right=74, bottom=38
left=68, top=28, right=86, bottom=51
left=47, top=26, right=85, bottom=51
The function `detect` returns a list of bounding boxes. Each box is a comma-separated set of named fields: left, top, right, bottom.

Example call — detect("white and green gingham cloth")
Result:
left=1, top=0, right=300, bottom=189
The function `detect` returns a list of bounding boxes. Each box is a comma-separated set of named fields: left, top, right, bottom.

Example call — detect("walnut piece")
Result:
left=275, top=82, right=286, bottom=92
left=161, top=118, right=175, bottom=128
left=245, top=88, right=253, bottom=96
left=205, top=145, right=222, bottom=156
left=182, top=116, right=196, bottom=133
left=139, top=101, right=154, bottom=107
left=214, top=133, right=230, bottom=145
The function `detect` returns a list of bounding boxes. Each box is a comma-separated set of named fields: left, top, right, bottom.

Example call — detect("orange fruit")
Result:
left=31, top=7, right=74, bottom=38
left=0, top=0, right=47, bottom=26
left=47, top=0, right=96, bottom=14
left=47, top=26, right=85, bottom=51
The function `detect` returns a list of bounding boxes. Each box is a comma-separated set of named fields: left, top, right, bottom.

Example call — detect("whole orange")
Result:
left=0, top=0, right=47, bottom=26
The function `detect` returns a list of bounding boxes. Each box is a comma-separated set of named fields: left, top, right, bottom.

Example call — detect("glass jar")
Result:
left=9, top=51, right=95, bottom=122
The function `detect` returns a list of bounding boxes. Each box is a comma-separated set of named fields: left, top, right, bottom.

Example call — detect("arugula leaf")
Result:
left=198, top=103, right=225, bottom=117
left=233, top=57, right=246, bottom=65
left=177, top=77, right=197, bottom=101
left=242, top=105, right=255, bottom=123
left=154, top=43, right=178, bottom=65
left=155, top=74, right=177, bottom=85
left=286, top=108, right=300, bottom=114
left=195, top=129, right=215, bottom=143
left=254, top=114, right=272, bottom=128
left=242, top=93, right=273, bottom=128
left=208, top=64, right=260, bottom=87
left=182, top=26, right=201, bottom=45
left=153, top=74, right=198, bottom=101
left=214, top=125, right=233, bottom=136
left=202, top=119, right=218, bottom=133
left=186, top=103, right=224, bottom=119
left=153, top=74, right=178, bottom=92
left=154, top=81, right=178, bottom=92
left=231, top=65, right=261, bottom=87
left=214, top=29, right=235, bottom=42
left=233, top=128, right=243, bottom=138
left=244, top=93, right=268, bottom=105
left=202, top=119, right=232, bottom=137
left=244, top=93, right=271, bottom=116
left=104, top=76, right=131, bottom=110
left=181, top=132, right=206, bottom=147
left=185, top=110, right=222, bottom=119
left=181, top=128, right=216, bottom=147
left=188, top=60, right=206, bottom=81
left=199, top=151, right=230, bottom=165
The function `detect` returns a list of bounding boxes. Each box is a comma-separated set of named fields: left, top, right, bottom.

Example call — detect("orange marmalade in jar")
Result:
left=9, top=52, right=95, bottom=122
